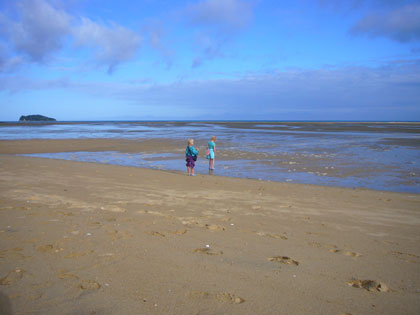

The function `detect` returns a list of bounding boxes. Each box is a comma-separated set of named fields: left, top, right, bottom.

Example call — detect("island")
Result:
left=19, top=115, right=56, bottom=122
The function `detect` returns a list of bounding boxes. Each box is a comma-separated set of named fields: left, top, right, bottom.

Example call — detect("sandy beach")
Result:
left=1, top=139, right=420, bottom=314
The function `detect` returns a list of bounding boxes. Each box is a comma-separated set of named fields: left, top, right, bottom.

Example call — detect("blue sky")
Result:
left=0, top=0, right=419, bottom=121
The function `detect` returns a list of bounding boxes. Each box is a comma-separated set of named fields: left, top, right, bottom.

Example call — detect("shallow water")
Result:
left=3, top=121, right=419, bottom=193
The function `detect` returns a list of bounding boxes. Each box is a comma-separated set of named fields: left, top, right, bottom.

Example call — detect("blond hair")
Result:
left=211, top=136, right=217, bottom=141
left=187, top=138, right=194, bottom=146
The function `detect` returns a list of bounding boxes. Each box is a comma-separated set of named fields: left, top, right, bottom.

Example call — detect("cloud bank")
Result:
left=2, top=60, right=419, bottom=120
left=73, top=18, right=141, bottom=73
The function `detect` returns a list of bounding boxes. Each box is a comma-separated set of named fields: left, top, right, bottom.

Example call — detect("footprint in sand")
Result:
left=56, top=211, right=74, bottom=216
left=255, top=231, right=288, bottom=240
left=108, top=229, right=132, bottom=240
left=147, top=231, right=165, bottom=237
left=80, top=280, right=101, bottom=290
left=89, top=221, right=103, bottom=227
left=329, top=249, right=362, bottom=257
left=0, top=269, right=25, bottom=285
left=172, top=229, right=187, bottom=235
left=101, top=205, right=125, bottom=213
left=58, top=273, right=79, bottom=280
left=0, top=248, right=28, bottom=260
left=193, top=248, right=223, bottom=256
left=347, top=279, right=389, bottom=292
left=37, top=244, right=63, bottom=253
left=180, top=218, right=201, bottom=227
left=64, top=250, right=94, bottom=259
left=387, top=251, right=420, bottom=263
left=57, top=270, right=79, bottom=280
left=187, top=291, right=245, bottom=304
left=205, top=224, right=225, bottom=231
left=268, top=256, right=299, bottom=266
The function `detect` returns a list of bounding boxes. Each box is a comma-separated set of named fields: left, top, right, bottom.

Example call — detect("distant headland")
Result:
left=19, top=115, right=56, bottom=122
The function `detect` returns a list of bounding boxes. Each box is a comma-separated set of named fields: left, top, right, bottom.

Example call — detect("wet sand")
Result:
left=0, top=139, right=420, bottom=314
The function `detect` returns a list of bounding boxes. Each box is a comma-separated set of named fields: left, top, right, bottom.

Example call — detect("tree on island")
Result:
left=19, top=115, right=56, bottom=122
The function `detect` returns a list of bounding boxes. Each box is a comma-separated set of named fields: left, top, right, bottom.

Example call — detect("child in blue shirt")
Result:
left=185, top=138, right=199, bottom=176
left=206, top=136, right=216, bottom=170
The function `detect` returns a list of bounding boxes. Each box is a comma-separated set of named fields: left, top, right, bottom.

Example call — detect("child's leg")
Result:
left=187, top=166, right=191, bottom=175
left=208, top=158, right=212, bottom=169
left=191, top=167, right=195, bottom=175
left=212, top=158, right=215, bottom=169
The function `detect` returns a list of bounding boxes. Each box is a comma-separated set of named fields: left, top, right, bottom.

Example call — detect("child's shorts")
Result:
left=186, top=156, right=195, bottom=168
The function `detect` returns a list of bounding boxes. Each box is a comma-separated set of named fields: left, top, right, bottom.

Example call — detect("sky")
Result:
left=0, top=0, right=420, bottom=121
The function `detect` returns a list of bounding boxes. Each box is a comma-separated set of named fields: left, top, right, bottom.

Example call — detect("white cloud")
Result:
left=0, top=0, right=142, bottom=73
left=73, top=18, right=142, bottom=73
left=0, top=0, right=71, bottom=63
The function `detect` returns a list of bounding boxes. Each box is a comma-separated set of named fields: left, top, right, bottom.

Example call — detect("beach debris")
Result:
left=86, top=233, right=92, bottom=236
left=205, top=244, right=210, bottom=248
left=347, top=279, right=389, bottom=292
left=268, top=256, right=299, bottom=266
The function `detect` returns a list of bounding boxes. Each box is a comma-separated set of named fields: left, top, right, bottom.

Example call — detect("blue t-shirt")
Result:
left=207, top=141, right=215, bottom=159
left=185, top=145, right=198, bottom=158
left=208, top=141, right=215, bottom=150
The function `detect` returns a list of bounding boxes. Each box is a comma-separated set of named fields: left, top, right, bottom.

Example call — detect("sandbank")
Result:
left=0, top=139, right=419, bottom=314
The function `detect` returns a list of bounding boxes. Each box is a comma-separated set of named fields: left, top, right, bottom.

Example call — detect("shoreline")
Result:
left=0, top=154, right=420, bottom=314
left=1, top=138, right=419, bottom=194
left=12, top=154, right=420, bottom=196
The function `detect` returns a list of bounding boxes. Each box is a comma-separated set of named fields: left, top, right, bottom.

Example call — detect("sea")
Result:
left=1, top=121, right=419, bottom=193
